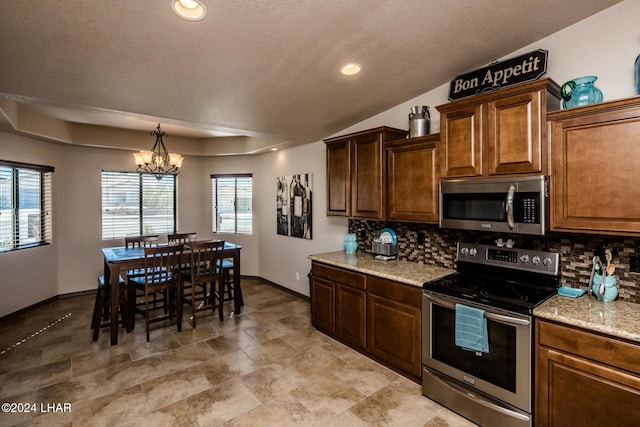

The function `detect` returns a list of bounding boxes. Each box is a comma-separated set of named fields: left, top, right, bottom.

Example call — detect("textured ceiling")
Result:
left=0, top=0, right=622, bottom=155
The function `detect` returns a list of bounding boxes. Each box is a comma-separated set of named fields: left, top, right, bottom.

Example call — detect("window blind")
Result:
left=101, top=171, right=176, bottom=239
left=0, top=161, right=53, bottom=252
left=211, top=174, right=252, bottom=234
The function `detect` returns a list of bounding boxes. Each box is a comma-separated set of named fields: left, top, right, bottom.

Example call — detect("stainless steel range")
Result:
left=422, top=242, right=560, bottom=427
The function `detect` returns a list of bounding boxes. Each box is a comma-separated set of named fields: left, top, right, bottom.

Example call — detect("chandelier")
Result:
left=133, top=124, right=183, bottom=177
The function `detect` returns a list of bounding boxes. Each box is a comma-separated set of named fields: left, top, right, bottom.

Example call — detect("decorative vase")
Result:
left=561, top=76, right=603, bottom=109
left=344, top=233, right=358, bottom=254
left=635, top=53, right=640, bottom=95
left=591, top=274, right=618, bottom=302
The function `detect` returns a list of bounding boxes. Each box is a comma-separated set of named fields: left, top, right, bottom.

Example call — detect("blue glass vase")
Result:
left=561, top=76, right=603, bottom=109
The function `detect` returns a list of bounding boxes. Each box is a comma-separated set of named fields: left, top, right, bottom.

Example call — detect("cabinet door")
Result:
left=335, top=283, right=366, bottom=349
left=351, top=133, right=384, bottom=218
left=367, top=294, right=421, bottom=378
left=325, top=140, right=351, bottom=216
left=536, top=347, right=640, bottom=427
left=487, top=91, right=543, bottom=175
left=387, top=135, right=439, bottom=222
left=440, top=104, right=483, bottom=178
left=550, top=103, right=640, bottom=235
left=310, top=276, right=335, bottom=333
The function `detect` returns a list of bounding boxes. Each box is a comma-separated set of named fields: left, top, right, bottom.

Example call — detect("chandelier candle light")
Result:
left=133, top=124, right=183, bottom=177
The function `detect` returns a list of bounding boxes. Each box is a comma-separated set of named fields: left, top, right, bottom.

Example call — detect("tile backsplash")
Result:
left=349, top=219, right=640, bottom=303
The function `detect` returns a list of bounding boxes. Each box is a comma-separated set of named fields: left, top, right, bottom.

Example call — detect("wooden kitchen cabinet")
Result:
left=367, top=276, right=422, bottom=382
left=549, top=97, right=640, bottom=235
left=310, top=261, right=423, bottom=382
left=324, top=126, right=407, bottom=218
left=437, top=78, right=561, bottom=179
left=310, top=262, right=366, bottom=349
left=386, top=134, right=440, bottom=223
left=535, top=319, right=640, bottom=427
left=310, top=274, right=335, bottom=333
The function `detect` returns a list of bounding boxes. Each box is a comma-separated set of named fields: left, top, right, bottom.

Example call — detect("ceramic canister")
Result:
left=344, top=233, right=358, bottom=254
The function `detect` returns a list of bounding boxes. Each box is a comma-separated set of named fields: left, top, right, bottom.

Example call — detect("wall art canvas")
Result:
left=276, top=173, right=312, bottom=239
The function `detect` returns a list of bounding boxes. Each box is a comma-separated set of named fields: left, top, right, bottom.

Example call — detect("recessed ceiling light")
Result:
left=172, top=0, right=207, bottom=21
left=340, top=63, right=362, bottom=76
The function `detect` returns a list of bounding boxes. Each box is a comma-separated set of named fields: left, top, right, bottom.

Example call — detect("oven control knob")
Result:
left=532, top=255, right=541, bottom=265
left=543, top=257, right=553, bottom=267
left=469, top=247, right=478, bottom=256
left=520, top=254, right=529, bottom=263
left=461, top=247, right=469, bottom=255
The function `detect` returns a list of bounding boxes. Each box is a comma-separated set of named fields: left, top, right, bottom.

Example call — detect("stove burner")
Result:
left=480, top=287, right=528, bottom=303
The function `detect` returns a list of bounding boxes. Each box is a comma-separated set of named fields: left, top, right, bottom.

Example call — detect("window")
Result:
left=101, top=171, right=176, bottom=239
left=0, top=160, right=53, bottom=252
left=211, top=174, right=252, bottom=234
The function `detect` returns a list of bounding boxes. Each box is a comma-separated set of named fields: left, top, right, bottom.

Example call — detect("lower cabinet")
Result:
left=367, top=276, right=422, bottom=380
left=310, top=261, right=422, bottom=382
left=536, top=319, right=640, bottom=426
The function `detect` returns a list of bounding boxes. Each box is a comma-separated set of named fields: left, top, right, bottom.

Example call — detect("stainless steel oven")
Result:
left=422, top=243, right=560, bottom=427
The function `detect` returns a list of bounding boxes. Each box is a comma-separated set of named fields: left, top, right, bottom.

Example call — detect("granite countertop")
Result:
left=308, top=251, right=455, bottom=287
left=534, top=293, right=640, bottom=344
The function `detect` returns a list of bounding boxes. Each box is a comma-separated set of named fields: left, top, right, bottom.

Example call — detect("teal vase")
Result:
left=561, top=76, right=603, bottom=109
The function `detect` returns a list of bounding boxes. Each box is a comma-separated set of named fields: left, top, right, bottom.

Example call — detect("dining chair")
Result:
left=90, top=275, right=129, bottom=341
left=168, top=232, right=197, bottom=244
left=125, top=234, right=160, bottom=248
left=127, top=244, right=184, bottom=341
left=125, top=234, right=162, bottom=312
left=181, top=240, right=225, bottom=328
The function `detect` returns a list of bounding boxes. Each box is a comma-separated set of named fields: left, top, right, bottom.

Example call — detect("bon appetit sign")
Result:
left=448, top=49, right=548, bottom=101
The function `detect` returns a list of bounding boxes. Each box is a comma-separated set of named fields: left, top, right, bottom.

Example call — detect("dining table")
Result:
left=102, top=241, right=243, bottom=345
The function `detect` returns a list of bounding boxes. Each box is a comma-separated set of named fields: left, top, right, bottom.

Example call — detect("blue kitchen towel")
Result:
left=455, top=303, right=489, bottom=353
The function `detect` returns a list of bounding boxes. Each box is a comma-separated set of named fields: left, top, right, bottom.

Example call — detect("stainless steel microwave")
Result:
left=439, top=176, right=549, bottom=235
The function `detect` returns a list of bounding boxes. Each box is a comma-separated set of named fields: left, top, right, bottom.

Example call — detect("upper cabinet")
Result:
left=549, top=97, right=640, bottom=236
left=324, top=127, right=407, bottom=218
left=437, top=78, right=561, bottom=179
left=386, top=134, right=440, bottom=223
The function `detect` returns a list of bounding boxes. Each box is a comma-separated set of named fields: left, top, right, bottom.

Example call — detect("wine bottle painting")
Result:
left=276, top=174, right=312, bottom=239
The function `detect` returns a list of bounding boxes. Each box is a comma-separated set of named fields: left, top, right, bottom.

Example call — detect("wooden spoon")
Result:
left=607, top=262, right=616, bottom=276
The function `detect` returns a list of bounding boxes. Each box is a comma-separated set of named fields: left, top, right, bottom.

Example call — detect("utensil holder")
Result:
left=591, top=274, right=618, bottom=302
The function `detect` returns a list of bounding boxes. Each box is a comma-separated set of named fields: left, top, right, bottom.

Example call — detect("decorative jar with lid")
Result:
left=344, top=233, right=358, bottom=254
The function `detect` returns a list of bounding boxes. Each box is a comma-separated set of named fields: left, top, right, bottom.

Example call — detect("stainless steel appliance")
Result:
left=422, top=243, right=560, bottom=427
left=440, top=175, right=549, bottom=235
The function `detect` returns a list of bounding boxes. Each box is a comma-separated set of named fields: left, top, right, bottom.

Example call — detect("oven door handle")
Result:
left=424, top=293, right=530, bottom=326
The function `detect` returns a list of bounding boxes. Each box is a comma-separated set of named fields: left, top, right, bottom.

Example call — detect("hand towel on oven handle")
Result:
left=454, top=303, right=489, bottom=353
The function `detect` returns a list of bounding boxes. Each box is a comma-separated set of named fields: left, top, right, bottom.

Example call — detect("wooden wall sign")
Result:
left=448, top=49, right=548, bottom=101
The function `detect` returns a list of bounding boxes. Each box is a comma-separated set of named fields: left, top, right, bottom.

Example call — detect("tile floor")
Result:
left=0, top=278, right=476, bottom=426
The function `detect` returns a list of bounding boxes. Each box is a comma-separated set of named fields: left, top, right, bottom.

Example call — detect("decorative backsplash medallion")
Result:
left=349, top=219, right=640, bottom=303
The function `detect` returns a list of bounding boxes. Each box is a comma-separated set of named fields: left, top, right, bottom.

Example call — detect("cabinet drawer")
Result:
left=368, top=276, right=421, bottom=307
left=311, top=263, right=366, bottom=290
left=537, top=319, right=640, bottom=376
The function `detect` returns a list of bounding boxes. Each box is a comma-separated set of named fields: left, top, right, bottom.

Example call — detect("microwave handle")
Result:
left=506, top=184, right=515, bottom=230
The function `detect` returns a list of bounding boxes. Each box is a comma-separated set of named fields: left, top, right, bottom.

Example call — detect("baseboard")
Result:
left=255, top=276, right=310, bottom=302
left=0, top=275, right=308, bottom=322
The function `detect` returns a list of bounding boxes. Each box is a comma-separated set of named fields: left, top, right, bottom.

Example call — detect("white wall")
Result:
left=1, top=0, right=638, bottom=314
left=0, top=133, right=60, bottom=315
